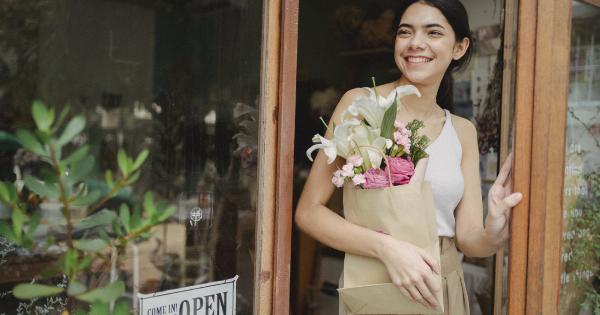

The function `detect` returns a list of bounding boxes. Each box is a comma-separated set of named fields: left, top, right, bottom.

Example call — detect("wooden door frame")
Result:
left=255, top=0, right=298, bottom=314
left=508, top=0, right=574, bottom=313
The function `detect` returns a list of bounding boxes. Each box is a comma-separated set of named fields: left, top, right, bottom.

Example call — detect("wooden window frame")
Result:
left=255, top=0, right=298, bottom=314
left=507, top=0, right=584, bottom=313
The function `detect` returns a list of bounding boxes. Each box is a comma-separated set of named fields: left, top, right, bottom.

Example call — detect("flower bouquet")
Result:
left=307, top=80, right=443, bottom=314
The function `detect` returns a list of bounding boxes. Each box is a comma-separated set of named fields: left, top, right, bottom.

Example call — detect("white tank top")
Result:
left=424, top=109, right=465, bottom=237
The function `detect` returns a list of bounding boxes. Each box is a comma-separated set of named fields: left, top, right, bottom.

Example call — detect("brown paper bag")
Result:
left=338, top=178, right=443, bottom=314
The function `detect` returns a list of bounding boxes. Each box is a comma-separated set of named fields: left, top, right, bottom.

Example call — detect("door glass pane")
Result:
left=559, top=1, right=600, bottom=313
left=0, top=0, right=263, bottom=313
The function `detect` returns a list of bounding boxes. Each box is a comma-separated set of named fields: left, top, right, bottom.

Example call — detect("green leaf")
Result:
left=54, top=106, right=71, bottom=131
left=76, top=280, right=125, bottom=304
left=98, top=229, right=111, bottom=245
left=131, top=205, right=142, bottom=231
left=0, top=130, right=19, bottom=145
left=73, top=309, right=87, bottom=315
left=13, top=283, right=64, bottom=299
left=143, top=192, right=156, bottom=217
left=24, top=175, right=60, bottom=199
left=63, top=145, right=90, bottom=166
left=119, top=204, right=130, bottom=233
left=74, top=238, right=109, bottom=252
left=58, top=116, right=86, bottom=146
left=67, top=281, right=87, bottom=296
left=0, top=221, right=15, bottom=242
left=73, top=190, right=102, bottom=207
left=113, top=299, right=131, bottom=315
left=105, top=170, right=114, bottom=189
left=126, top=171, right=141, bottom=185
left=12, top=209, right=25, bottom=243
left=380, top=96, right=398, bottom=139
left=74, top=209, right=117, bottom=231
left=15, top=129, right=45, bottom=156
left=63, top=249, right=78, bottom=274
left=69, top=155, right=95, bottom=183
left=78, top=255, right=93, bottom=271
left=132, top=149, right=149, bottom=171
left=25, top=212, right=40, bottom=241
left=90, top=302, right=110, bottom=315
left=0, top=181, right=10, bottom=203
left=32, top=101, right=53, bottom=131
left=117, top=149, right=128, bottom=176
left=156, top=205, right=176, bottom=223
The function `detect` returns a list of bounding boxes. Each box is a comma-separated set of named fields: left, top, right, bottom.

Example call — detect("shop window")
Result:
left=559, top=1, right=600, bottom=313
left=0, top=0, right=263, bottom=313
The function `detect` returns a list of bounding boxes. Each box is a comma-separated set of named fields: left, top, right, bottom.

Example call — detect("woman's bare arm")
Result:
left=454, top=117, right=522, bottom=257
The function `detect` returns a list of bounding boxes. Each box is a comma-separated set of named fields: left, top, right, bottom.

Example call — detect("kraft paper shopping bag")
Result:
left=338, top=176, right=443, bottom=314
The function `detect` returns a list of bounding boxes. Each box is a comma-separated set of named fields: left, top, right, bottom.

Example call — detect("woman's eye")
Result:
left=429, top=31, right=443, bottom=36
left=397, top=29, right=411, bottom=36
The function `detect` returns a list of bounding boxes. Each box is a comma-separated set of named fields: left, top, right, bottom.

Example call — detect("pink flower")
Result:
left=352, top=174, right=366, bottom=186
left=347, top=155, right=363, bottom=167
left=394, top=131, right=411, bottom=152
left=364, top=168, right=391, bottom=189
left=387, top=157, right=415, bottom=185
left=394, top=120, right=406, bottom=129
left=332, top=170, right=345, bottom=188
left=341, top=163, right=355, bottom=177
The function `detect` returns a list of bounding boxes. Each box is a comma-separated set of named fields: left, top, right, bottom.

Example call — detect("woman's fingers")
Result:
left=416, top=278, right=440, bottom=309
left=418, top=250, right=441, bottom=275
left=502, top=192, right=523, bottom=209
left=398, top=286, right=415, bottom=302
left=495, top=154, right=513, bottom=185
left=406, top=285, right=427, bottom=307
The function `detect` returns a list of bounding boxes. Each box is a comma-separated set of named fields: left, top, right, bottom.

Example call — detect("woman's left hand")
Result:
left=485, top=152, right=523, bottom=242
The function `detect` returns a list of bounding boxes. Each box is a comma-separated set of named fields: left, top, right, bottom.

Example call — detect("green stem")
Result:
left=87, top=176, right=128, bottom=214
left=48, top=145, right=74, bottom=249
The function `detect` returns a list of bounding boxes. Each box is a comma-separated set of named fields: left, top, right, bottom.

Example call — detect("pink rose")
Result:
left=347, top=155, right=363, bottom=167
left=387, top=157, right=415, bottom=185
left=332, top=170, right=345, bottom=188
left=364, top=168, right=391, bottom=189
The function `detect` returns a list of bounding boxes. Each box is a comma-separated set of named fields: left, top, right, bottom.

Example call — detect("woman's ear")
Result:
left=452, top=37, right=470, bottom=60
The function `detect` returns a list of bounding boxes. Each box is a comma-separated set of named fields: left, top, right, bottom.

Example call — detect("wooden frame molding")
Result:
left=525, top=0, right=571, bottom=313
left=255, top=0, right=281, bottom=313
left=273, top=0, right=299, bottom=314
left=255, top=0, right=298, bottom=313
left=507, top=0, right=536, bottom=312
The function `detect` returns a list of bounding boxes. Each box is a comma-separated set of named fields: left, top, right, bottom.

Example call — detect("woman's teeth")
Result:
left=406, top=57, right=433, bottom=63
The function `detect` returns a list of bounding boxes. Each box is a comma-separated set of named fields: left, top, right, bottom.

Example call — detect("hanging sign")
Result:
left=138, top=276, right=237, bottom=315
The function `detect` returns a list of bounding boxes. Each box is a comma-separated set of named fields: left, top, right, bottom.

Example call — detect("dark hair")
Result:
left=394, top=0, right=474, bottom=110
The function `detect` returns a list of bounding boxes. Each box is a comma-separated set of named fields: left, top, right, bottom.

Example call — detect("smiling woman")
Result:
left=294, top=0, right=521, bottom=314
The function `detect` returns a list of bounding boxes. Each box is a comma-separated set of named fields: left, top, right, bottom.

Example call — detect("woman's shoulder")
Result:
left=331, top=87, right=371, bottom=116
left=449, top=113, right=478, bottom=147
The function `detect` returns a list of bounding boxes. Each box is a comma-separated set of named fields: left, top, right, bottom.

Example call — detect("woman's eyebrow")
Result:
left=398, top=23, right=446, bottom=29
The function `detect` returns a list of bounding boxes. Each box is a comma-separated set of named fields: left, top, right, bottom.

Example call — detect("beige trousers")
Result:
left=339, top=236, right=470, bottom=315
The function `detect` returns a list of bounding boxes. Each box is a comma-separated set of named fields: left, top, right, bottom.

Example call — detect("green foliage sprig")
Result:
left=0, top=101, right=176, bottom=314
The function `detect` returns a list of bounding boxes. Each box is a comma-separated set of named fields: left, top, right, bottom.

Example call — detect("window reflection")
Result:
left=0, top=0, right=262, bottom=313
left=560, top=1, right=600, bottom=313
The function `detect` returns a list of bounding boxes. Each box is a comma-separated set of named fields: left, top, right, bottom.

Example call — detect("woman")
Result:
left=295, top=0, right=523, bottom=314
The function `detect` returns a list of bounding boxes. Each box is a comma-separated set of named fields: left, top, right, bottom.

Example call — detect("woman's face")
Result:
left=394, top=2, right=469, bottom=86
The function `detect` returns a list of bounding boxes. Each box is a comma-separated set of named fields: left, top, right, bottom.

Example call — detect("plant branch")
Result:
left=48, top=145, right=74, bottom=249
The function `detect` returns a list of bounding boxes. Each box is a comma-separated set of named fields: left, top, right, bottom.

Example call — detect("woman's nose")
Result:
left=409, top=33, right=426, bottom=50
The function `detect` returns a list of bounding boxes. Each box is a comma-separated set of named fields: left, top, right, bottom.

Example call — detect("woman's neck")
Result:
left=396, top=77, right=440, bottom=117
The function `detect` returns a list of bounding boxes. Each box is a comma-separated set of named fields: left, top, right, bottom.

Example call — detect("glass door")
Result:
left=0, top=0, right=266, bottom=313
left=559, top=1, right=600, bottom=313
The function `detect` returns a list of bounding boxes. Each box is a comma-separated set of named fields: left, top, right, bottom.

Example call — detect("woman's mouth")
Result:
left=405, top=56, right=433, bottom=64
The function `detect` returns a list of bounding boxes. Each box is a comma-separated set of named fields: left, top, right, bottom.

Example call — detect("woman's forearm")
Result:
left=457, top=226, right=503, bottom=258
left=295, top=203, right=390, bottom=259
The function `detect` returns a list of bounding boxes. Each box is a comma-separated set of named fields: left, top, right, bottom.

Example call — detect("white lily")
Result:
left=306, top=134, right=338, bottom=164
left=342, top=84, right=421, bottom=129
left=348, top=123, right=387, bottom=169
left=306, top=118, right=360, bottom=164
